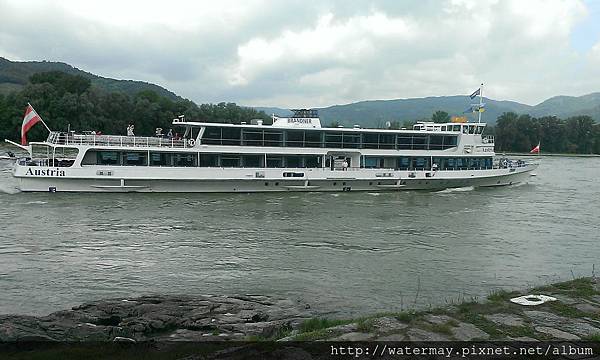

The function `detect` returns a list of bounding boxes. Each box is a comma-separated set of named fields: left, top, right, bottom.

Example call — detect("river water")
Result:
left=0, top=152, right=598, bottom=316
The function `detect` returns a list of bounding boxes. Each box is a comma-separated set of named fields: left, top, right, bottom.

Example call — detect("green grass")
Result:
left=420, top=321, right=455, bottom=336
left=583, top=333, right=600, bottom=342
left=544, top=302, right=588, bottom=318
left=292, top=328, right=332, bottom=341
left=456, top=312, right=504, bottom=339
left=259, top=278, right=599, bottom=342
left=356, top=318, right=375, bottom=332
left=394, top=311, right=421, bottom=323
left=534, top=278, right=598, bottom=298
left=487, top=289, right=520, bottom=303
left=299, top=317, right=352, bottom=333
left=245, top=324, right=293, bottom=341
left=506, top=325, right=536, bottom=338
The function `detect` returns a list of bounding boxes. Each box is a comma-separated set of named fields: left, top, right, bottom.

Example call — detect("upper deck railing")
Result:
left=44, top=131, right=192, bottom=149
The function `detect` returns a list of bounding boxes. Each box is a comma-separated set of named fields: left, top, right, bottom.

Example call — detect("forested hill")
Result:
left=319, top=96, right=531, bottom=127
left=256, top=93, right=600, bottom=127
left=0, top=71, right=269, bottom=142
left=0, top=57, right=180, bottom=101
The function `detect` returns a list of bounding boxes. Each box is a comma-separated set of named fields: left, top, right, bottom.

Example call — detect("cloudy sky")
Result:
left=1, top=0, right=600, bottom=107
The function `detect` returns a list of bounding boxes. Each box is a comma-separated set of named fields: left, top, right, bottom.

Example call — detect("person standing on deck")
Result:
left=342, top=159, right=349, bottom=171
left=127, top=124, right=135, bottom=136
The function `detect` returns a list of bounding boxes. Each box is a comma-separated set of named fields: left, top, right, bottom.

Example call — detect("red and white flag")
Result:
left=21, top=104, right=43, bottom=145
left=530, top=142, right=540, bottom=154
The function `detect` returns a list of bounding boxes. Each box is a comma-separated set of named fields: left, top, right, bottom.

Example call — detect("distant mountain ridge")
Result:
left=0, top=57, right=180, bottom=100
left=1, top=57, right=599, bottom=126
left=255, top=92, right=600, bottom=127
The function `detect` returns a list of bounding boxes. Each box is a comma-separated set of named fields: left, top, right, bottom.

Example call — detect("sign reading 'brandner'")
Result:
left=287, top=118, right=312, bottom=124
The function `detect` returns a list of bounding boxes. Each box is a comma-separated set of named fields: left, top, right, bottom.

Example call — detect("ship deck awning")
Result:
left=173, top=121, right=463, bottom=135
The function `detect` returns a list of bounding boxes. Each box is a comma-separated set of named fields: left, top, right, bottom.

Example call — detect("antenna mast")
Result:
left=478, top=83, right=483, bottom=124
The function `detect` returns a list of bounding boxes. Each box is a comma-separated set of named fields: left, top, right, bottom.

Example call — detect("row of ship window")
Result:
left=86, top=151, right=493, bottom=170
left=200, top=128, right=458, bottom=150
left=366, top=156, right=494, bottom=170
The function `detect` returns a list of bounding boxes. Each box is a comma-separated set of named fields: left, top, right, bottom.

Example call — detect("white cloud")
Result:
left=0, top=0, right=597, bottom=107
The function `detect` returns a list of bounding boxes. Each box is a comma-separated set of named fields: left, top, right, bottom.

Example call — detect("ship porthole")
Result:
left=369, top=182, right=373, bottom=186
left=333, top=182, right=337, bottom=186
left=265, top=182, right=269, bottom=186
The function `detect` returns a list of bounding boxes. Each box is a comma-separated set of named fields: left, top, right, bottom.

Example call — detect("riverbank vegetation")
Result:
left=270, top=277, right=600, bottom=341
left=494, top=112, right=600, bottom=154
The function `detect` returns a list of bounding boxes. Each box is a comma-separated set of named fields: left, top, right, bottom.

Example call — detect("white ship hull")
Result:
left=14, top=164, right=537, bottom=193
left=7, top=108, right=540, bottom=194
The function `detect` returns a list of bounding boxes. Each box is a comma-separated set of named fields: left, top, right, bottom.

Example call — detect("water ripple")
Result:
left=0, top=154, right=599, bottom=316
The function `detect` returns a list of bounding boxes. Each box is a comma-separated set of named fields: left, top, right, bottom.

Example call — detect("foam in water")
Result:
left=435, top=186, right=475, bottom=194
left=0, top=185, right=20, bottom=194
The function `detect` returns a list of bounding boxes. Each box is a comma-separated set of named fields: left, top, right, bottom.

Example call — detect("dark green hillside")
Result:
left=0, top=71, right=269, bottom=142
left=530, top=93, right=600, bottom=119
left=0, top=57, right=180, bottom=100
left=254, top=93, right=600, bottom=129
left=316, top=96, right=532, bottom=127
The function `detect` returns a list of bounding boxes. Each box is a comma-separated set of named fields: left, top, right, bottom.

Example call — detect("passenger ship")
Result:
left=7, top=109, right=537, bottom=192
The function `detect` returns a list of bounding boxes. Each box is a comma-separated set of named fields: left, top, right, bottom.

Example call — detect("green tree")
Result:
left=431, top=110, right=450, bottom=123
left=0, top=71, right=271, bottom=142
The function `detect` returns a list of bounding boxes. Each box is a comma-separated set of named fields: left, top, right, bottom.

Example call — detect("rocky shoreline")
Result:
left=0, top=294, right=314, bottom=342
left=1, top=278, right=600, bottom=343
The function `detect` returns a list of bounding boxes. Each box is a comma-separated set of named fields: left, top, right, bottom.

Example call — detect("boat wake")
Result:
left=20, top=200, right=48, bottom=205
left=0, top=184, right=20, bottom=194
left=435, top=186, right=475, bottom=194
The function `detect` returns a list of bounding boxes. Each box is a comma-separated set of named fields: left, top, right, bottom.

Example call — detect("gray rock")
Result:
left=113, top=336, right=136, bottom=342
left=551, top=294, right=579, bottom=305
left=227, top=321, right=282, bottom=338
left=590, top=295, right=600, bottom=305
left=592, top=278, right=600, bottom=293
left=371, top=317, right=408, bottom=333
left=376, top=333, right=406, bottom=341
left=484, top=313, right=525, bottom=327
left=407, top=328, right=450, bottom=341
left=163, top=329, right=220, bottom=341
left=574, top=303, right=600, bottom=314
left=424, top=314, right=452, bottom=325
left=561, top=321, right=600, bottom=338
left=450, top=322, right=490, bottom=340
left=327, top=323, right=358, bottom=333
left=534, top=326, right=580, bottom=340
left=0, top=294, right=313, bottom=342
left=508, top=336, right=538, bottom=341
left=330, top=332, right=375, bottom=341
left=524, top=310, right=600, bottom=338
left=523, top=310, right=566, bottom=326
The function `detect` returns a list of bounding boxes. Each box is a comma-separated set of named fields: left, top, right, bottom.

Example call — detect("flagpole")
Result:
left=39, top=118, right=51, bottom=133
left=478, top=83, right=483, bottom=124
left=27, top=102, right=51, bottom=132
